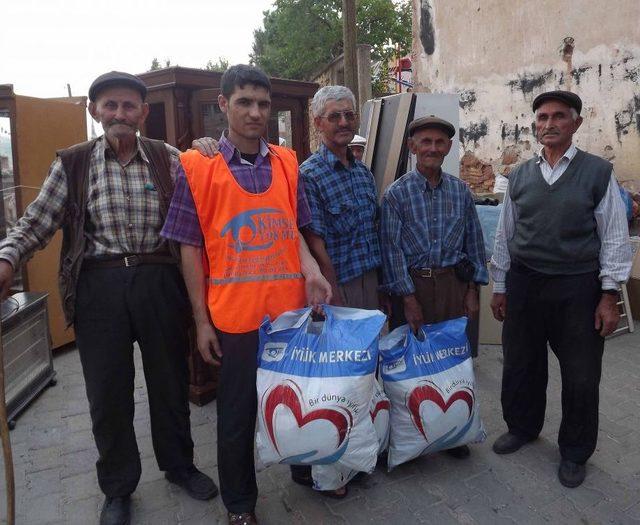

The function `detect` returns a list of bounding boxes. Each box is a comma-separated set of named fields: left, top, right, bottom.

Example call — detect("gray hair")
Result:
left=311, top=85, right=356, bottom=118
left=535, top=107, right=579, bottom=121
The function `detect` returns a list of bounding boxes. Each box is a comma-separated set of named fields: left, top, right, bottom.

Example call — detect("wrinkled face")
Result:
left=218, top=83, right=271, bottom=141
left=350, top=145, right=365, bottom=161
left=88, top=86, right=148, bottom=141
left=315, top=98, right=358, bottom=150
left=535, top=100, right=582, bottom=149
left=408, top=127, right=452, bottom=173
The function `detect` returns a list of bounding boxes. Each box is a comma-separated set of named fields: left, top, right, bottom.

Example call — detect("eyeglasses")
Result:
left=320, top=110, right=358, bottom=123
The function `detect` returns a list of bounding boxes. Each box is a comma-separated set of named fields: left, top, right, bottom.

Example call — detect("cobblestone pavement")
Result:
left=1, top=329, right=639, bottom=524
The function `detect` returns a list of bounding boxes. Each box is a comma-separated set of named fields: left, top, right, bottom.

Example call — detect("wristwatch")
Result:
left=601, top=289, right=619, bottom=296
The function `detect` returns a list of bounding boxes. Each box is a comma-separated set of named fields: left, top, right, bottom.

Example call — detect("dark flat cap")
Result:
left=532, top=90, right=582, bottom=115
left=408, top=115, right=456, bottom=138
left=89, top=71, right=147, bottom=102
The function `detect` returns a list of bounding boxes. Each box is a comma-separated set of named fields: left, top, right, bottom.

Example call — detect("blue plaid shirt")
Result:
left=300, top=144, right=381, bottom=284
left=380, top=170, right=488, bottom=296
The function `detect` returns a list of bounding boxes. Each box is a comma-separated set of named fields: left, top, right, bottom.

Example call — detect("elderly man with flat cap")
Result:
left=380, top=115, right=489, bottom=459
left=490, top=90, right=632, bottom=487
left=0, top=71, right=217, bottom=524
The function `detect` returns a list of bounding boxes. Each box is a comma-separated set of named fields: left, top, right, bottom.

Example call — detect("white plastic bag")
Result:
left=311, top=379, right=391, bottom=490
left=380, top=317, right=486, bottom=470
left=256, top=306, right=386, bottom=478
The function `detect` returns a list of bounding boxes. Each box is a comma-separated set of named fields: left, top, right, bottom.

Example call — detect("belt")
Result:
left=82, top=254, right=177, bottom=269
left=410, top=266, right=455, bottom=279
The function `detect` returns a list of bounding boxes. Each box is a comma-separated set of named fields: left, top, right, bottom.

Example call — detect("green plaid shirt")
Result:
left=0, top=136, right=181, bottom=269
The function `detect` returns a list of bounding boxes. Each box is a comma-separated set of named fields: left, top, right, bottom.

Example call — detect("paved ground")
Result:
left=1, top=329, right=639, bottom=524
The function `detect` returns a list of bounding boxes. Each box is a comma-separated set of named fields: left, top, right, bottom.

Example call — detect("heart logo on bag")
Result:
left=262, top=380, right=353, bottom=464
left=370, top=400, right=390, bottom=422
left=407, top=381, right=474, bottom=442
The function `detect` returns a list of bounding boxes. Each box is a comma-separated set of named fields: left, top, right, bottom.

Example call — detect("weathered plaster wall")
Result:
left=411, top=0, right=640, bottom=190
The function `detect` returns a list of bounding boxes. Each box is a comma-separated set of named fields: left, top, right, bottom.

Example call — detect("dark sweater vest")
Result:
left=507, top=149, right=611, bottom=275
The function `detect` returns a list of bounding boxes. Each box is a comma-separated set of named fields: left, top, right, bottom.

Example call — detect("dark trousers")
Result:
left=216, top=330, right=259, bottom=514
left=501, top=265, right=604, bottom=464
left=74, top=264, right=194, bottom=497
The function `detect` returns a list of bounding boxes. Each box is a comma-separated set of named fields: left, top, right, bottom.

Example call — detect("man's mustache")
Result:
left=106, top=120, right=135, bottom=128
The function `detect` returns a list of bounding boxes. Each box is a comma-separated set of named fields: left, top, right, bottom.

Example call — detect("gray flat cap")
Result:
left=408, top=115, right=455, bottom=138
left=89, top=71, right=147, bottom=102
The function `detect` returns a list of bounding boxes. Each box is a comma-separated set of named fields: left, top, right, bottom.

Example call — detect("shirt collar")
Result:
left=536, top=143, right=577, bottom=165
left=319, top=142, right=354, bottom=170
left=98, top=135, right=148, bottom=163
left=219, top=131, right=272, bottom=164
left=412, top=168, right=446, bottom=191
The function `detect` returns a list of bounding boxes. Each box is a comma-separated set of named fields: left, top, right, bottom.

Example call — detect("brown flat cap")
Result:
left=89, top=71, right=147, bottom=102
left=408, top=115, right=456, bottom=138
left=532, top=90, right=582, bottom=115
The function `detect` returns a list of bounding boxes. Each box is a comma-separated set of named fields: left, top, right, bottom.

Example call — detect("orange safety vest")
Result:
left=181, top=145, right=307, bottom=333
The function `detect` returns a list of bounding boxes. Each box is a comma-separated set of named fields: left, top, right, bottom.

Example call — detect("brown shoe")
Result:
left=228, top=512, right=258, bottom=525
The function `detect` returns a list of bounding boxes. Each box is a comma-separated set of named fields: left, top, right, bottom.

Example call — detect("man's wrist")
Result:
left=402, top=294, right=418, bottom=304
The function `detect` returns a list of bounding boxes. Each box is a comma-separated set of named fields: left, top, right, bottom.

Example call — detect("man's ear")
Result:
left=88, top=101, right=99, bottom=122
left=444, top=138, right=453, bottom=156
left=407, top=136, right=417, bottom=155
left=140, top=102, right=150, bottom=124
left=218, top=93, right=228, bottom=115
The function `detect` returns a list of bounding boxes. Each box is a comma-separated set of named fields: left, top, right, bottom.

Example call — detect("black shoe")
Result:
left=100, top=496, right=131, bottom=525
left=492, top=432, right=533, bottom=455
left=558, top=459, right=586, bottom=488
left=445, top=445, right=470, bottom=459
left=165, top=465, right=219, bottom=500
left=228, top=512, right=258, bottom=525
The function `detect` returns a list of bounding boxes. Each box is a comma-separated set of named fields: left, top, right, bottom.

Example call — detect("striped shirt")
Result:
left=0, top=136, right=180, bottom=269
left=490, top=145, right=632, bottom=292
left=380, top=170, right=489, bottom=296
left=160, top=134, right=311, bottom=246
left=300, top=143, right=381, bottom=284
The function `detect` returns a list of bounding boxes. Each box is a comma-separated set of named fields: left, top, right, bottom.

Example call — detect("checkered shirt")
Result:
left=0, top=136, right=180, bottom=269
left=300, top=143, right=381, bottom=284
left=380, top=170, right=489, bottom=296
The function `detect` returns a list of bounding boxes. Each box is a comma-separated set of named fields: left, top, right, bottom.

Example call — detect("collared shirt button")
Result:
left=128, top=223, right=134, bottom=229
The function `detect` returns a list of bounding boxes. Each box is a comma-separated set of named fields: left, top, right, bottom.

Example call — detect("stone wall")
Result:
left=411, top=0, right=640, bottom=192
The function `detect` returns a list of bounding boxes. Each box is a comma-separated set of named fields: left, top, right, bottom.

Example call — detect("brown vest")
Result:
left=56, top=137, right=179, bottom=325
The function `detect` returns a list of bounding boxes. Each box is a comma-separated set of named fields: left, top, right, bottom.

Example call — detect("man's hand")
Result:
left=192, top=137, right=220, bottom=158
left=378, top=292, right=392, bottom=316
left=403, top=294, right=424, bottom=334
left=464, top=288, right=480, bottom=319
left=305, top=271, right=332, bottom=311
left=491, top=293, right=507, bottom=322
left=0, top=261, right=14, bottom=300
left=195, top=321, right=222, bottom=366
left=594, top=292, right=620, bottom=337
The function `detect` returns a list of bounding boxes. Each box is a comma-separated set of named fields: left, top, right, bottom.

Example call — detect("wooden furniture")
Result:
left=0, top=85, right=87, bottom=350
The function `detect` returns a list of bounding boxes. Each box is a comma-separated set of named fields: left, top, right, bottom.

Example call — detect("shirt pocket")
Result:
left=327, top=199, right=358, bottom=235
left=443, top=212, right=465, bottom=248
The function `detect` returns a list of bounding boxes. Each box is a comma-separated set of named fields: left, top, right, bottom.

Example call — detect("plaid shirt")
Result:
left=161, top=134, right=311, bottom=246
left=0, top=136, right=180, bottom=269
left=380, top=170, right=489, bottom=296
left=300, top=143, right=381, bottom=284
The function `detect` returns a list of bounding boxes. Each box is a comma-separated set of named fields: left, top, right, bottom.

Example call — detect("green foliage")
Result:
left=251, top=0, right=411, bottom=81
left=148, top=58, right=172, bottom=71
left=205, top=57, right=230, bottom=72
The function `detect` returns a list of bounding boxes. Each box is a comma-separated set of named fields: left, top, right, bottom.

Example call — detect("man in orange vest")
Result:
left=161, top=64, right=331, bottom=525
